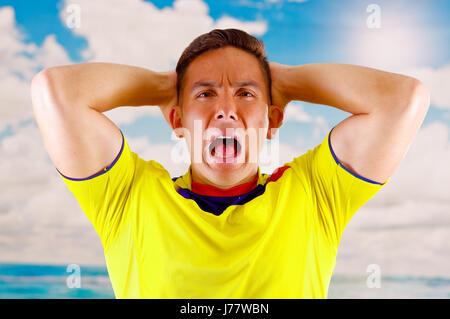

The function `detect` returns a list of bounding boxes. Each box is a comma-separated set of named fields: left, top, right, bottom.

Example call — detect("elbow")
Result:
left=406, top=78, right=431, bottom=114
left=31, top=68, right=49, bottom=96
left=31, top=68, right=54, bottom=94
left=30, top=68, right=58, bottom=111
left=394, top=78, right=431, bottom=127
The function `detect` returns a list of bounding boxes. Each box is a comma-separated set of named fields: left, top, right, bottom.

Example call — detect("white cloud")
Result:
left=0, top=122, right=105, bottom=265
left=33, top=34, right=71, bottom=69
left=445, top=111, right=450, bottom=120
left=0, top=73, right=32, bottom=132
left=284, top=101, right=330, bottom=139
left=0, top=5, right=71, bottom=76
left=334, top=122, right=450, bottom=277
left=284, top=102, right=313, bottom=123
left=0, top=6, right=72, bottom=132
left=214, top=15, right=267, bottom=36
left=335, top=200, right=450, bottom=277
left=370, top=121, right=450, bottom=205
left=401, top=64, right=450, bottom=110
left=60, top=0, right=268, bottom=71
left=104, top=106, right=163, bottom=125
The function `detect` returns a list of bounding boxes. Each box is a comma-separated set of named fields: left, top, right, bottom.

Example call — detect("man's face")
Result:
left=171, top=46, right=283, bottom=188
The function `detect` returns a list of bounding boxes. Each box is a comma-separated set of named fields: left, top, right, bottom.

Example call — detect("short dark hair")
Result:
left=175, top=28, right=272, bottom=105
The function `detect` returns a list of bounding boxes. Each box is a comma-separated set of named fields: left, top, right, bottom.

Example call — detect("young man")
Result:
left=30, top=29, right=430, bottom=298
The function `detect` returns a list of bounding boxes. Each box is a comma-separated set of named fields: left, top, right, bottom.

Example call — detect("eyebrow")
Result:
left=190, top=80, right=262, bottom=93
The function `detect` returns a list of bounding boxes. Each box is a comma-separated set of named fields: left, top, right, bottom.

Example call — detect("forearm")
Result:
left=38, top=62, right=175, bottom=113
left=273, top=63, right=421, bottom=115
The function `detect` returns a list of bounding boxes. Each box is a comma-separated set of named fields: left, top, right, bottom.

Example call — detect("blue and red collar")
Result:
left=172, top=165, right=291, bottom=215
left=191, top=173, right=259, bottom=197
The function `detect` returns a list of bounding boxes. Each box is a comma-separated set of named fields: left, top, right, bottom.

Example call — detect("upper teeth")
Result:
left=209, top=136, right=239, bottom=159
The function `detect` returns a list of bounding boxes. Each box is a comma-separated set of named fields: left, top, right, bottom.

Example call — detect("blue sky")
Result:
left=1, top=0, right=450, bottom=274
left=3, top=0, right=449, bottom=66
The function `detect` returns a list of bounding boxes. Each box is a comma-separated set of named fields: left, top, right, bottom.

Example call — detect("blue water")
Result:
left=0, top=263, right=115, bottom=299
left=0, top=263, right=449, bottom=299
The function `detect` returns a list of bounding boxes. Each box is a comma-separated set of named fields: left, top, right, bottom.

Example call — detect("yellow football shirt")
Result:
left=58, top=128, right=388, bottom=298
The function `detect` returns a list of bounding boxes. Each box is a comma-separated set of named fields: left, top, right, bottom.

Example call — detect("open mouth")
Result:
left=208, top=136, right=242, bottom=161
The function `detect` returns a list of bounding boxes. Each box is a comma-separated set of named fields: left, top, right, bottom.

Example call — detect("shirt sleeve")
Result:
left=288, top=127, right=389, bottom=249
left=57, top=130, right=136, bottom=253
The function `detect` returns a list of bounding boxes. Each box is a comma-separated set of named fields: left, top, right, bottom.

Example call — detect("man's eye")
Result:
left=197, top=91, right=253, bottom=98
left=240, top=91, right=254, bottom=97
left=198, top=91, right=212, bottom=98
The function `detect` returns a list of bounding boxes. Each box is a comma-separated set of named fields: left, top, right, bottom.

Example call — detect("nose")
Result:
left=214, top=96, right=238, bottom=121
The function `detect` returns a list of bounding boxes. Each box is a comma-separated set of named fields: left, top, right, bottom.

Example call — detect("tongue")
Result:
left=214, top=140, right=235, bottom=157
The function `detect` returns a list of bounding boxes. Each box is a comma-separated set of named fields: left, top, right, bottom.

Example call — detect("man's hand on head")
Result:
left=158, top=70, right=177, bottom=126
left=269, top=62, right=291, bottom=110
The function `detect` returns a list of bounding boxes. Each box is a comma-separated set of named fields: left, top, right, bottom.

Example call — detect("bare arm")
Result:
left=30, top=62, right=176, bottom=179
left=270, top=62, right=430, bottom=184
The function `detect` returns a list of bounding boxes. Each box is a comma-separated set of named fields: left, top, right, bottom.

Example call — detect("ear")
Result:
left=267, top=105, right=284, bottom=139
left=169, top=105, right=184, bottom=138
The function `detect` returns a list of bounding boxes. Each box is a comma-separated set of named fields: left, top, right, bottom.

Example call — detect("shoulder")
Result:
left=132, top=152, right=173, bottom=186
